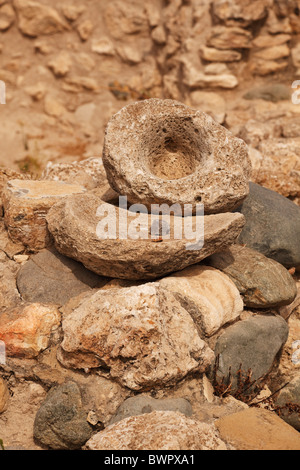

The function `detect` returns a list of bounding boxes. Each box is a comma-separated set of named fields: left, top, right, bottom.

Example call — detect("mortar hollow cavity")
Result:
left=145, top=118, right=205, bottom=181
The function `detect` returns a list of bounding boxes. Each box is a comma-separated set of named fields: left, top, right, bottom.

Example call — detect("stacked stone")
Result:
left=0, top=99, right=300, bottom=450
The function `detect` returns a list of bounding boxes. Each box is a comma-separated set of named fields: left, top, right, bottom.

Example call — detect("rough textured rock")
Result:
left=253, top=44, right=290, bottom=61
left=183, top=66, right=239, bottom=90
left=199, top=46, right=242, bottom=62
left=0, top=303, right=61, bottom=358
left=3, top=179, right=85, bottom=251
left=102, top=99, right=251, bottom=215
left=33, top=381, right=93, bottom=450
left=159, top=265, right=243, bottom=337
left=13, top=0, right=69, bottom=37
left=213, top=314, right=289, bottom=386
left=215, top=408, right=300, bottom=450
left=0, top=251, right=21, bottom=311
left=16, top=248, right=108, bottom=307
left=109, top=395, right=193, bottom=425
left=46, top=190, right=245, bottom=280
left=0, top=3, right=15, bottom=31
left=207, top=26, right=252, bottom=50
left=252, top=34, right=291, bottom=49
left=212, top=0, right=269, bottom=26
left=234, top=182, right=300, bottom=269
left=207, top=245, right=297, bottom=308
left=274, top=375, right=300, bottom=431
left=0, top=381, right=47, bottom=450
left=57, top=283, right=214, bottom=390
left=84, top=410, right=227, bottom=450
left=41, top=157, right=109, bottom=191
left=0, top=377, right=9, bottom=413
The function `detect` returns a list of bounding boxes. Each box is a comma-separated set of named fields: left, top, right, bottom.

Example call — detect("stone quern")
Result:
left=102, top=99, right=251, bottom=215
left=46, top=190, right=245, bottom=280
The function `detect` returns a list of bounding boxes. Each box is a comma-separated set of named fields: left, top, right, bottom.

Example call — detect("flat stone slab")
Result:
left=3, top=179, right=85, bottom=251
left=102, top=98, right=251, bottom=214
left=46, top=190, right=245, bottom=280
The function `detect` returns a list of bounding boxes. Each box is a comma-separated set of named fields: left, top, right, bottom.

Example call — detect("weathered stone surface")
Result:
left=46, top=190, right=245, bottom=280
left=208, top=245, right=297, bottom=308
left=212, top=0, right=269, bottom=26
left=215, top=408, right=300, bottom=450
left=16, top=248, right=108, bottom=307
left=91, top=37, right=115, bottom=55
left=0, top=303, right=61, bottom=358
left=199, top=46, right=242, bottom=62
left=213, top=314, right=289, bottom=386
left=253, top=44, right=290, bottom=61
left=84, top=410, right=227, bottom=450
left=109, top=396, right=193, bottom=425
left=0, top=377, right=9, bottom=413
left=234, top=182, right=300, bottom=269
left=61, top=4, right=85, bottom=22
left=243, top=84, right=291, bottom=102
left=0, top=168, right=28, bottom=215
left=57, top=283, right=214, bottom=390
left=207, top=26, right=252, bottom=50
left=104, top=0, right=148, bottom=40
left=3, top=179, right=85, bottom=251
left=250, top=59, right=289, bottom=76
left=189, top=91, right=226, bottom=124
left=0, top=3, right=15, bottom=31
left=41, top=157, right=109, bottom=191
left=44, top=94, right=67, bottom=117
left=102, top=99, right=251, bottom=215
left=0, top=250, right=21, bottom=311
left=13, top=0, right=69, bottom=37
left=47, top=51, right=72, bottom=77
left=274, top=375, right=300, bottom=431
left=183, top=64, right=239, bottom=90
left=34, top=381, right=93, bottom=450
left=252, top=34, right=291, bottom=49
left=159, top=265, right=243, bottom=337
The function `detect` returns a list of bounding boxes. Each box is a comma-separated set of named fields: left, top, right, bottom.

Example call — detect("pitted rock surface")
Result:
left=102, top=98, right=251, bottom=215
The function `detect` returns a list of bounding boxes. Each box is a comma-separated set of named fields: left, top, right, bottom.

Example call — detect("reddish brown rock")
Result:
left=0, top=303, right=61, bottom=358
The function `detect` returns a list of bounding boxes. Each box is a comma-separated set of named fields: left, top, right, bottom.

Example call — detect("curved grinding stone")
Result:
left=46, top=191, right=245, bottom=280
left=102, top=99, right=251, bottom=214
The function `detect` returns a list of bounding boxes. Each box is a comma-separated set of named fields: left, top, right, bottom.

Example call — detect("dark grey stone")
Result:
left=213, top=314, right=289, bottom=387
left=234, top=182, right=300, bottom=269
left=109, top=395, right=193, bottom=425
left=207, top=244, right=297, bottom=308
left=17, top=247, right=109, bottom=306
left=274, top=375, right=300, bottom=431
left=33, top=381, right=94, bottom=450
